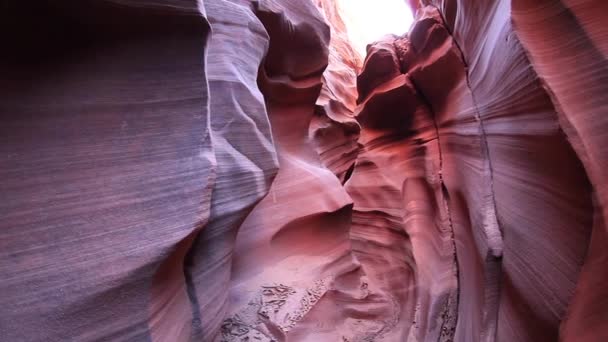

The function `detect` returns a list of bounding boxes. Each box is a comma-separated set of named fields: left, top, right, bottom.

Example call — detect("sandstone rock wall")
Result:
left=1, top=0, right=606, bottom=341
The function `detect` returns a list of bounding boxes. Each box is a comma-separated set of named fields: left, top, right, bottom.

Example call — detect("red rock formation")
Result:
left=1, top=0, right=607, bottom=341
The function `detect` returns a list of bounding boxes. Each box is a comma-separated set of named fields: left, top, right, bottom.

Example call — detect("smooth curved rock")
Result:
left=1, top=0, right=607, bottom=341
left=1, top=1, right=214, bottom=341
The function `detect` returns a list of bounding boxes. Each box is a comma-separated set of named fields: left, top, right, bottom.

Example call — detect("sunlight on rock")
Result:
left=337, top=0, right=414, bottom=56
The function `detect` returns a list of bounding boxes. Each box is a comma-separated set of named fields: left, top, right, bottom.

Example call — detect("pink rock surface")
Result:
left=1, top=0, right=607, bottom=341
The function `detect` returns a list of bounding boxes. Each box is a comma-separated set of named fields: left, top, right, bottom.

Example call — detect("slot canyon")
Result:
left=2, top=0, right=608, bottom=341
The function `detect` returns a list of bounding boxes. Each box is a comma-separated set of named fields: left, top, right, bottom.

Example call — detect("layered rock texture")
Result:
left=1, top=0, right=607, bottom=341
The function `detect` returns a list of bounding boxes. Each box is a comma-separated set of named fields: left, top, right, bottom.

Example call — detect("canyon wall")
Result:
left=1, top=0, right=606, bottom=341
left=354, top=1, right=602, bottom=340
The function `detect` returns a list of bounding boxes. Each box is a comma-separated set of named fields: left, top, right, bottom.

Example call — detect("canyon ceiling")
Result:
left=1, top=0, right=608, bottom=341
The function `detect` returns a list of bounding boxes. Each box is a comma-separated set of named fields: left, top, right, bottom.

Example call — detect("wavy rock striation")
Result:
left=1, top=0, right=606, bottom=341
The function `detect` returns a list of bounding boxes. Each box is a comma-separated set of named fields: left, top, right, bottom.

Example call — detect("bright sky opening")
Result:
left=338, top=0, right=414, bottom=57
